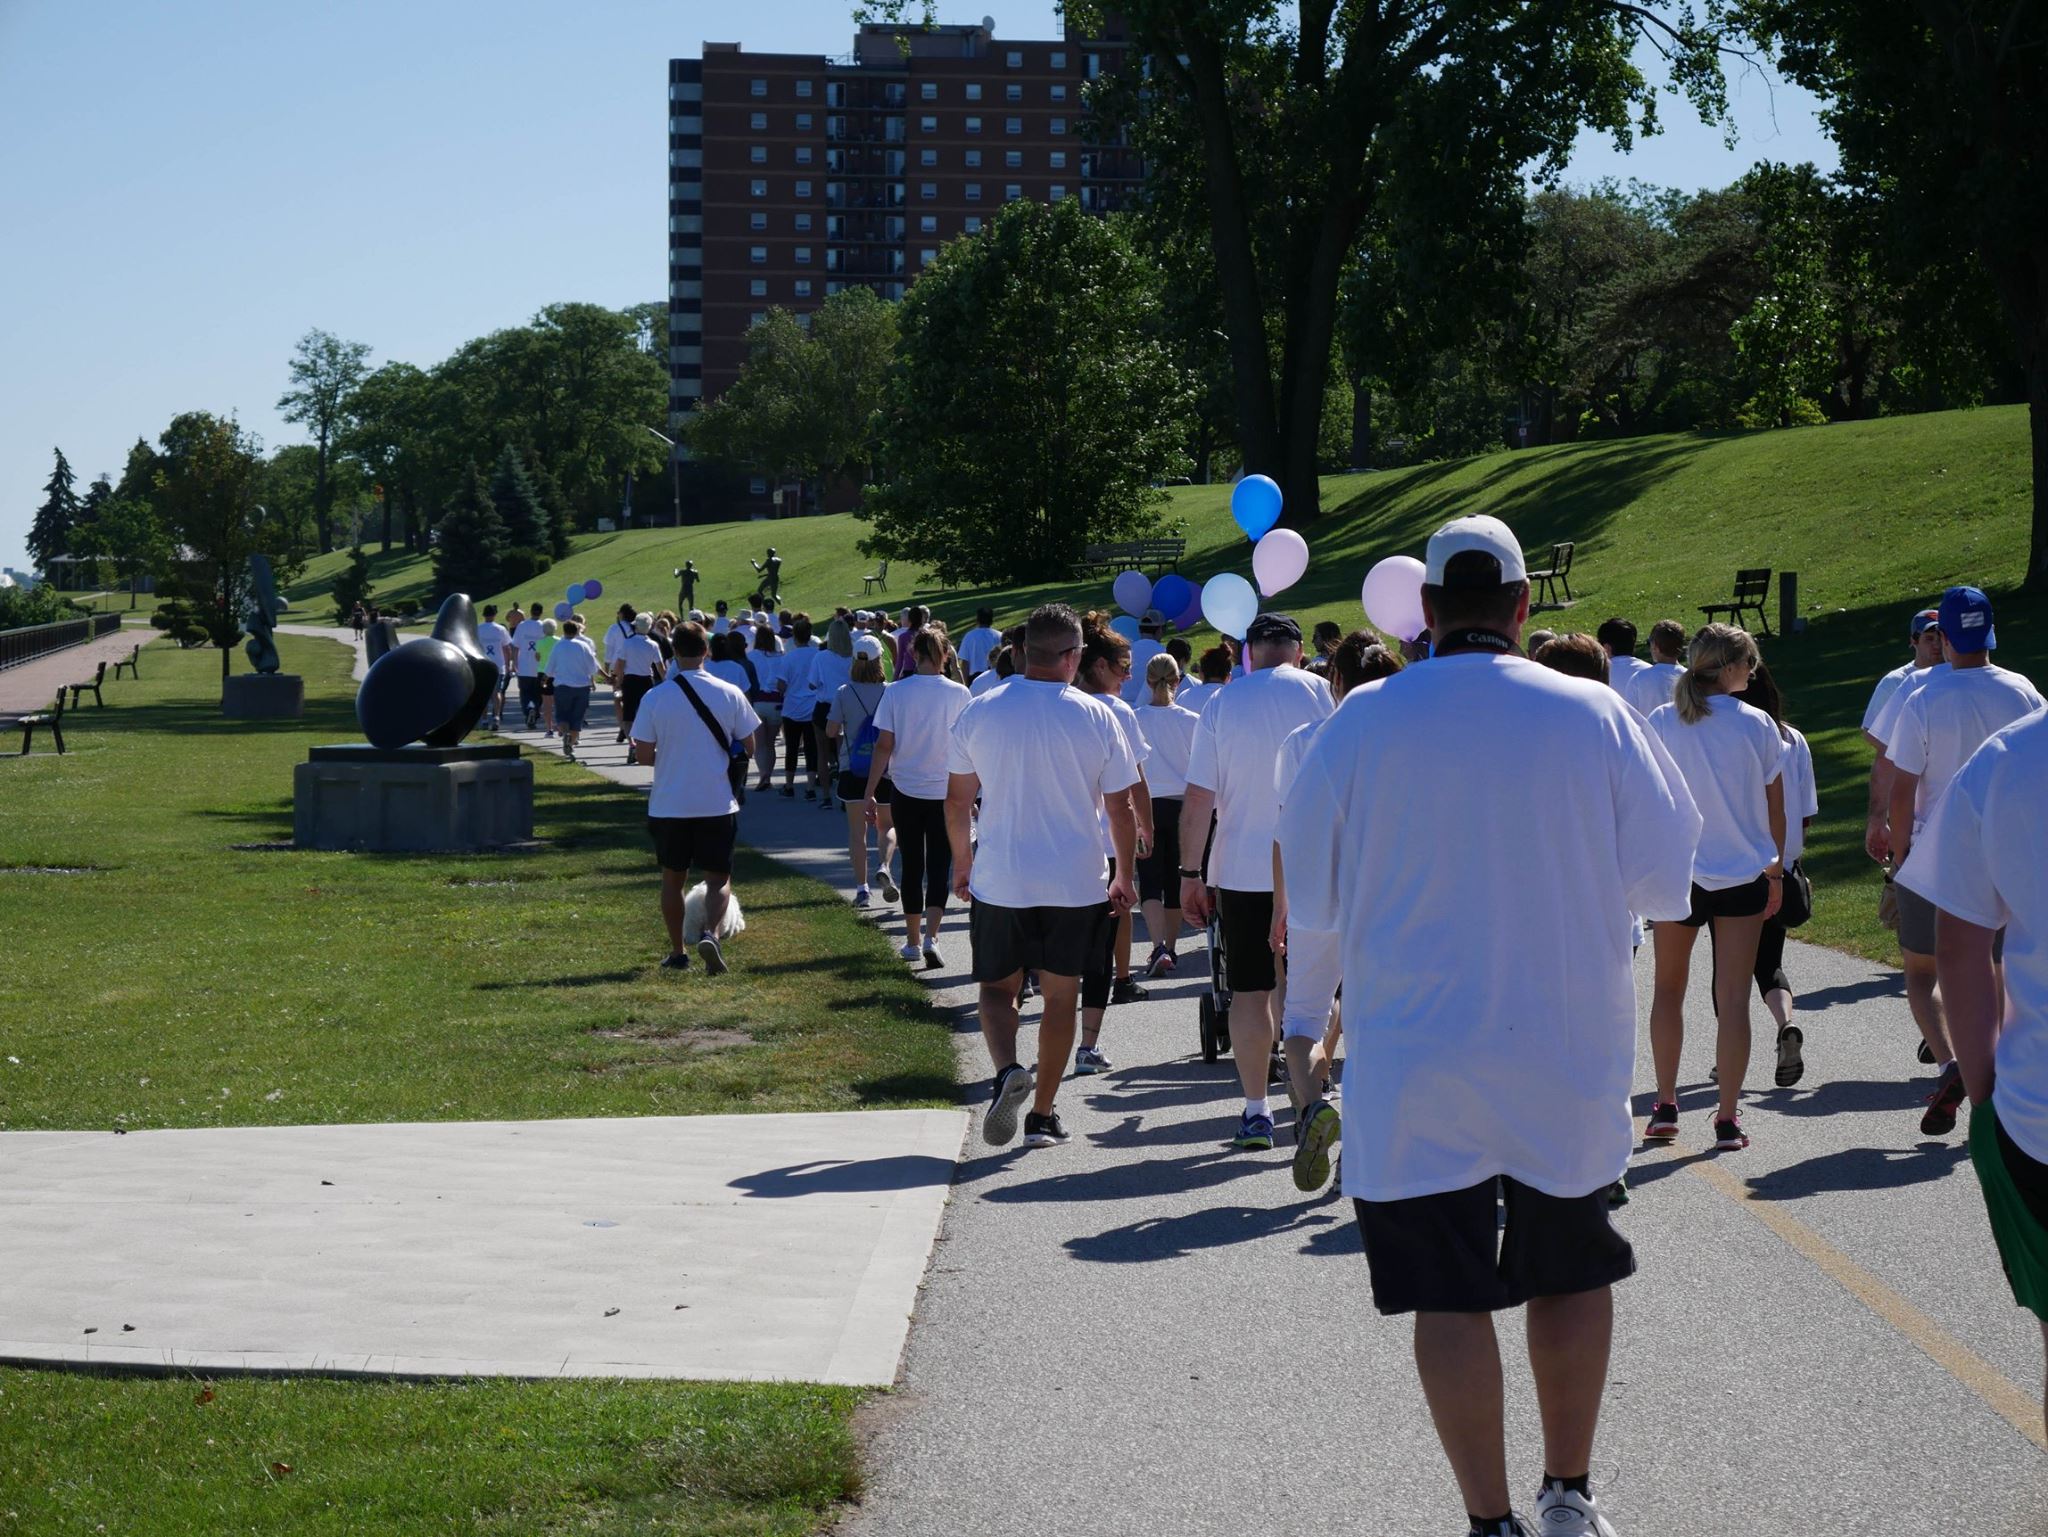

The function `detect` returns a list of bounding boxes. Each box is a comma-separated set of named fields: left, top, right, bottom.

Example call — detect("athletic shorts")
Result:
left=1681, top=874, right=1770, bottom=927
left=1354, top=1177, right=1636, bottom=1316
left=1895, top=881, right=2007, bottom=960
left=1970, top=1098, right=2048, bottom=1321
left=969, top=898, right=1113, bottom=983
left=837, top=773, right=893, bottom=805
left=648, top=813, right=738, bottom=876
left=1136, top=797, right=1182, bottom=905
left=553, top=684, right=591, bottom=732
left=1215, top=887, right=1278, bottom=993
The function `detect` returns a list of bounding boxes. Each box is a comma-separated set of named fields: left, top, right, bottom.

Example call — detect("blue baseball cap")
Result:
left=1908, top=608, right=1941, bottom=638
left=1937, top=586, right=1996, bottom=652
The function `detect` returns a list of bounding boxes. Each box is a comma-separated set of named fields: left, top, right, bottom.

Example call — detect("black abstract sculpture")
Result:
left=355, top=594, right=498, bottom=749
left=243, top=553, right=287, bottom=674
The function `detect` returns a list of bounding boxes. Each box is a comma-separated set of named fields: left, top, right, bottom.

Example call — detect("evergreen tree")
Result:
left=432, top=462, right=507, bottom=601
left=27, top=447, right=80, bottom=574
left=330, top=547, right=378, bottom=623
left=524, top=451, right=572, bottom=558
left=488, top=443, right=551, bottom=552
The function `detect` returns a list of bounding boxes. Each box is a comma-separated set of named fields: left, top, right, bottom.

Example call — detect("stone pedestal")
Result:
left=223, top=674, right=304, bottom=719
left=294, top=744, right=533, bottom=853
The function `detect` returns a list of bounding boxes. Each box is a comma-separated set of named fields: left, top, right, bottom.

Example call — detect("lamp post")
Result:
left=642, top=425, right=683, bottom=528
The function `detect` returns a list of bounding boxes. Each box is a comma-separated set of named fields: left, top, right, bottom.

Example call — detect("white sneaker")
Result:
left=1534, top=1484, right=1616, bottom=1536
left=899, top=942, right=921, bottom=962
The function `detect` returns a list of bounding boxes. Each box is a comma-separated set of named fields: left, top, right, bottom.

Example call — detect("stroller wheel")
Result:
left=1199, top=993, right=1221, bottom=1063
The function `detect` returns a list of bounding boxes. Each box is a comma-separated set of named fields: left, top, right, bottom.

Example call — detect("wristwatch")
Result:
left=1177, top=868, right=1203, bottom=879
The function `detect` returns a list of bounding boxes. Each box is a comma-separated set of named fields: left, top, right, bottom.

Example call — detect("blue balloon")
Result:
left=553, top=600, right=573, bottom=620
left=1110, top=614, right=1140, bottom=641
left=566, top=582, right=587, bottom=605
left=1231, top=475, right=1283, bottom=541
left=1173, top=592, right=1203, bottom=631
left=1152, top=573, right=1194, bottom=622
left=1201, top=572, right=1258, bottom=640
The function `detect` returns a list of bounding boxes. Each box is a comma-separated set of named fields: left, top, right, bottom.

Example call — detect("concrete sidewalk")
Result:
left=0, top=628, right=155, bottom=715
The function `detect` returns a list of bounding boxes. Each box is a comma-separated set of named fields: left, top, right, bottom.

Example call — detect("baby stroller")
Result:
left=1197, top=901, right=1232, bottom=1062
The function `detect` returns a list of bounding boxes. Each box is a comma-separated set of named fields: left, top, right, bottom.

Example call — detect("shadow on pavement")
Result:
left=981, top=1147, right=1269, bottom=1205
left=1750, top=1078, right=1929, bottom=1117
left=1796, top=972, right=1907, bottom=1010
left=729, top=1154, right=957, bottom=1197
left=1744, top=1141, right=1968, bottom=1200
left=1066, top=1196, right=1349, bottom=1264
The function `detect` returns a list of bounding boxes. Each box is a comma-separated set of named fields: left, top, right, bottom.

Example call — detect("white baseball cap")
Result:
left=853, top=633, right=885, bottom=660
left=1424, top=515, right=1526, bottom=586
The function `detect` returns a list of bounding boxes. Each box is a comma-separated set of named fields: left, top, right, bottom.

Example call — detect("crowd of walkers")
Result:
left=478, top=520, right=2046, bottom=1536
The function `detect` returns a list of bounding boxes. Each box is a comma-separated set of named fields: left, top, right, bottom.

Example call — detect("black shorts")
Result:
left=1681, top=874, right=1770, bottom=927
left=1137, top=797, right=1182, bottom=904
left=1215, top=887, right=1278, bottom=993
left=1354, top=1177, right=1636, bottom=1315
left=970, top=898, right=1113, bottom=982
left=837, top=772, right=893, bottom=805
left=648, top=813, right=738, bottom=876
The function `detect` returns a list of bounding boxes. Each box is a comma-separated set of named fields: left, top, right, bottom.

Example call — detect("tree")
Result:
left=277, top=329, right=372, bottom=556
left=1738, top=0, right=2048, bottom=587
left=432, top=462, right=508, bottom=601
left=330, top=548, right=378, bottom=623
left=27, top=447, right=79, bottom=574
left=488, top=442, right=553, bottom=554
left=72, top=494, right=167, bottom=609
left=342, top=361, right=433, bottom=553
left=150, top=412, right=296, bottom=680
left=524, top=452, right=572, bottom=558
left=864, top=1, right=1721, bottom=524
left=859, top=197, right=1192, bottom=585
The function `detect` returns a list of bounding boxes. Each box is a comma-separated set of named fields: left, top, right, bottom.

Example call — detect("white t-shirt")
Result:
left=1183, top=665, right=1333, bottom=891
left=706, top=658, right=752, bottom=694
left=631, top=669, right=762, bottom=820
left=545, top=636, right=601, bottom=688
left=1862, top=661, right=1920, bottom=736
left=1277, top=654, right=1700, bottom=1201
left=969, top=666, right=1008, bottom=698
left=1094, top=690, right=1150, bottom=856
left=874, top=672, right=971, bottom=799
left=1119, top=637, right=1165, bottom=706
left=957, top=625, right=1002, bottom=675
left=511, top=619, right=545, bottom=678
left=1623, top=662, right=1683, bottom=718
left=620, top=634, right=664, bottom=678
left=778, top=642, right=820, bottom=715
left=1135, top=700, right=1200, bottom=799
left=476, top=620, right=512, bottom=674
left=603, top=619, right=636, bottom=668
left=1609, top=654, right=1652, bottom=696
left=1646, top=695, right=1786, bottom=889
left=1870, top=662, right=1950, bottom=750
left=1274, top=718, right=1319, bottom=809
left=1178, top=680, right=1224, bottom=716
left=712, top=615, right=731, bottom=635
left=1896, top=709, right=2048, bottom=1162
left=946, top=678, right=1140, bottom=909
left=1888, top=665, right=2046, bottom=834
left=1781, top=725, right=1820, bottom=862
left=811, top=650, right=853, bottom=714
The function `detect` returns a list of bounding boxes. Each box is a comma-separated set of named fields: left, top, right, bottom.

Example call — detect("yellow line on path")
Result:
left=1685, top=1156, right=2046, bottom=1451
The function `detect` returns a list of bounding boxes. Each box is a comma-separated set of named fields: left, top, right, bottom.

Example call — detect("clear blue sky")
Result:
left=0, top=1, right=1835, bottom=574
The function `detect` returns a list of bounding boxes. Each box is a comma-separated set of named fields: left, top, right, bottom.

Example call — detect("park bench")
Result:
left=67, top=660, right=107, bottom=709
left=1701, top=568, right=1773, bottom=636
left=110, top=643, right=142, bottom=681
left=1072, top=537, right=1187, bottom=578
left=15, top=690, right=67, bottom=756
left=1527, top=541, right=1576, bottom=607
left=862, top=558, right=890, bottom=595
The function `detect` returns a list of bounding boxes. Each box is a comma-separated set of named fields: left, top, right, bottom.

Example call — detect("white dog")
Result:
left=681, top=882, right=746, bottom=946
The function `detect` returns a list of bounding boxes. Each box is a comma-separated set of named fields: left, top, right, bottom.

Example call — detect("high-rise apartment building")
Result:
left=667, top=15, right=1140, bottom=520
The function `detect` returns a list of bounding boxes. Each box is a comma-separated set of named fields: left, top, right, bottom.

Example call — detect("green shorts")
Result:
left=1969, top=1098, right=2048, bottom=1322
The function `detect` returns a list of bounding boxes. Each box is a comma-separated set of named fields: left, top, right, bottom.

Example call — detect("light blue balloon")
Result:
left=1201, top=572, right=1258, bottom=640
left=1231, top=474, right=1283, bottom=541
left=1110, top=614, right=1140, bottom=641
left=566, top=582, right=587, bottom=605
left=553, top=600, right=573, bottom=620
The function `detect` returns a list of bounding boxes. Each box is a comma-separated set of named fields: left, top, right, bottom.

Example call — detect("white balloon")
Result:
left=1361, top=555, right=1428, bottom=642
left=1251, top=528, right=1309, bottom=597
left=1200, top=572, right=1258, bottom=639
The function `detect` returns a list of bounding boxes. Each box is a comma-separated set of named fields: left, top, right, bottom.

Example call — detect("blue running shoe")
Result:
left=1232, top=1110, right=1275, bottom=1151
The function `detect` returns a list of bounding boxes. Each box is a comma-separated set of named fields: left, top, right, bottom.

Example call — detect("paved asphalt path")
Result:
left=493, top=684, right=2046, bottom=1533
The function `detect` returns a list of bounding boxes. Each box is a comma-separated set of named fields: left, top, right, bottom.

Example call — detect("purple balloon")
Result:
left=1173, top=592, right=1203, bottom=631
left=553, top=600, right=573, bottom=620
left=583, top=579, right=603, bottom=600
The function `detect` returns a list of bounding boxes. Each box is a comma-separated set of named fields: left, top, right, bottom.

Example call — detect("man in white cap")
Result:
left=1277, top=514, right=1699, bottom=1537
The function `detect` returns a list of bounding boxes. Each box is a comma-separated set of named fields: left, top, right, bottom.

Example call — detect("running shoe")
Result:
left=1023, top=1109, right=1070, bottom=1147
left=1533, top=1482, right=1617, bottom=1536
left=1920, top=1060, right=1965, bottom=1136
left=1917, top=1038, right=1936, bottom=1065
left=804, top=786, right=817, bottom=801
left=1073, top=1044, right=1111, bottom=1076
left=878, top=869, right=900, bottom=904
left=659, top=951, right=691, bottom=972
left=1775, top=1024, right=1805, bottom=1087
left=563, top=746, right=576, bottom=762
left=1644, top=1101, right=1680, bottom=1140
left=854, top=885, right=871, bottom=908
left=1606, top=1176, right=1629, bottom=1208
left=898, top=942, right=922, bottom=962
left=1144, top=946, right=1175, bottom=979
left=779, top=785, right=796, bottom=798
left=1713, top=1114, right=1748, bottom=1151
left=1019, top=973, right=1039, bottom=1001
left=983, top=1063, right=1034, bottom=1146
left=1110, top=976, right=1148, bottom=1005
left=923, top=944, right=943, bottom=972
left=1266, top=1051, right=1287, bottom=1088
left=696, top=937, right=729, bottom=976
left=1231, top=1110, right=1275, bottom=1151
left=1292, top=1100, right=1340, bottom=1192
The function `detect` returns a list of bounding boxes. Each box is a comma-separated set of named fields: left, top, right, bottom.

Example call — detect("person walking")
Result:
left=545, top=618, right=603, bottom=762
left=812, top=618, right=856, bottom=811
left=1073, top=614, right=1155, bottom=1070
left=1730, top=661, right=1818, bottom=1088
left=1180, top=612, right=1334, bottom=1151
left=1885, top=587, right=2043, bottom=1135
left=1179, top=644, right=1232, bottom=715
left=1895, top=704, right=2048, bottom=1440
left=476, top=603, right=512, bottom=730
left=511, top=602, right=546, bottom=730
left=1276, top=515, right=1700, bottom=1537
left=1134, top=653, right=1200, bottom=980
left=1118, top=610, right=1167, bottom=707
left=1642, top=623, right=1789, bottom=1151
left=535, top=617, right=560, bottom=737
left=603, top=604, right=639, bottom=744
left=1621, top=620, right=1687, bottom=717
left=829, top=634, right=900, bottom=907
left=1598, top=617, right=1648, bottom=698
left=777, top=615, right=820, bottom=798
left=957, top=607, right=1002, bottom=683
left=748, top=618, right=784, bottom=789
left=613, top=613, right=666, bottom=744
left=630, top=620, right=759, bottom=974
left=867, top=627, right=971, bottom=968
left=946, top=604, right=1140, bottom=1149
left=348, top=601, right=368, bottom=639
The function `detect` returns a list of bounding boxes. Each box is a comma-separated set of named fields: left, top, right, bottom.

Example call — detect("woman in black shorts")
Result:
left=1134, top=653, right=1200, bottom=977
left=826, top=640, right=898, bottom=908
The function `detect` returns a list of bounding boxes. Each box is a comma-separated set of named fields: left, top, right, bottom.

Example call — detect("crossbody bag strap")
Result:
left=675, top=673, right=736, bottom=755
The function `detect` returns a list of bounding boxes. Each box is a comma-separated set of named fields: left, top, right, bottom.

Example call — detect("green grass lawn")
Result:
left=0, top=635, right=952, bottom=1534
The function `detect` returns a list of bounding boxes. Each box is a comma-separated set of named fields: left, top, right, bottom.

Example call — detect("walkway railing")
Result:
left=0, top=613, right=121, bottom=671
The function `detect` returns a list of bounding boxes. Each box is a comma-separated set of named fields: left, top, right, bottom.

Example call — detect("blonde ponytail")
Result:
left=1146, top=653, right=1181, bottom=706
left=1676, top=623, right=1760, bottom=725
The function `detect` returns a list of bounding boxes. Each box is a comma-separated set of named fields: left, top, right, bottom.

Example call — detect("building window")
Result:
left=921, top=248, right=937, bottom=265
left=1006, top=49, right=1023, bottom=67
left=920, top=114, right=938, bottom=133
left=750, top=211, right=768, bottom=231
left=1005, top=83, right=1023, bottom=102
left=1051, top=83, right=1067, bottom=102
left=1005, top=183, right=1021, bottom=201
left=1086, top=53, right=1100, bottom=78
left=1050, top=185, right=1066, bottom=201
left=1004, top=149, right=1022, bottom=168
left=1051, top=117, right=1066, bottom=135
left=749, top=476, right=768, bottom=494
left=966, top=83, right=982, bottom=101
left=920, top=214, right=938, bottom=232
left=750, top=245, right=767, bottom=263
left=965, top=182, right=982, bottom=200
left=1005, top=116, right=1022, bottom=134
left=750, top=145, right=768, bottom=164
left=920, top=181, right=937, bottom=199
left=795, top=279, right=812, bottom=297
left=1051, top=50, right=1067, bottom=69
left=965, top=148, right=982, bottom=167
left=796, top=79, right=814, bottom=98
left=795, top=180, right=812, bottom=197
left=795, top=213, right=812, bottom=231
left=750, top=111, right=768, bottom=130
left=795, top=246, right=811, bottom=263
left=920, top=82, right=937, bottom=100
left=796, top=113, right=812, bottom=130
left=964, top=215, right=982, bottom=233
left=750, top=178, right=767, bottom=197
left=750, top=78, right=767, bottom=97
left=796, top=146, right=813, bottom=164
left=750, top=278, right=768, bottom=296
left=920, top=148, right=937, bottom=166
left=965, top=115, right=981, bottom=133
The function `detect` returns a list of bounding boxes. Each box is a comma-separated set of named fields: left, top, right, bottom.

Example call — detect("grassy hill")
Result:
left=286, top=405, right=2043, bottom=960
